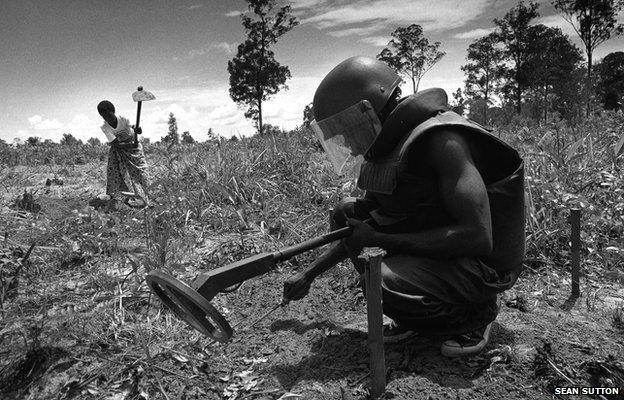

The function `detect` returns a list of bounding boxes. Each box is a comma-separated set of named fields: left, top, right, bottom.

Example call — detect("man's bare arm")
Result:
left=366, top=129, right=493, bottom=259
left=283, top=242, right=348, bottom=300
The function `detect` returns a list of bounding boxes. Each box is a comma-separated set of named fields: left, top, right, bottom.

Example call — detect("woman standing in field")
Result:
left=97, top=100, right=150, bottom=210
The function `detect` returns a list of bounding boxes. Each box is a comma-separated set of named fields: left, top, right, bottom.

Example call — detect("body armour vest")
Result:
left=358, top=109, right=525, bottom=279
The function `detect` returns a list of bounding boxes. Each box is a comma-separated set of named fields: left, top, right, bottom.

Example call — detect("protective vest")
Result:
left=358, top=109, right=525, bottom=279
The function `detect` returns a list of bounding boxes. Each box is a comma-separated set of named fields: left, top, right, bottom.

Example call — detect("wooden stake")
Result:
left=570, top=208, right=581, bottom=298
left=359, top=247, right=386, bottom=399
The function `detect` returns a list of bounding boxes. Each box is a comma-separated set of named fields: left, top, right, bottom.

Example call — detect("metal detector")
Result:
left=146, top=224, right=357, bottom=343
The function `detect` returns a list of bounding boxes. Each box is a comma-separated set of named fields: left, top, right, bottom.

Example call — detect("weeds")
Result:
left=0, top=114, right=623, bottom=398
left=612, top=303, right=624, bottom=333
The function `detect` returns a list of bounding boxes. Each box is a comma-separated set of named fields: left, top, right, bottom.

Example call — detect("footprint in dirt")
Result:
left=269, top=321, right=517, bottom=391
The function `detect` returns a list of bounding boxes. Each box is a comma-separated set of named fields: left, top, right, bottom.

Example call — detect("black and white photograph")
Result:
left=1, top=0, right=623, bottom=399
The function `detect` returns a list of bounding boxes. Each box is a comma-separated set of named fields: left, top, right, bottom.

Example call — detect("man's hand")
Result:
left=283, top=272, right=312, bottom=301
left=133, top=126, right=142, bottom=135
left=344, top=218, right=377, bottom=253
left=332, top=198, right=356, bottom=228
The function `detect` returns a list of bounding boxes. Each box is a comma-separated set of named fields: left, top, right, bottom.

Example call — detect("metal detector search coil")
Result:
left=146, top=222, right=366, bottom=342
left=146, top=271, right=233, bottom=342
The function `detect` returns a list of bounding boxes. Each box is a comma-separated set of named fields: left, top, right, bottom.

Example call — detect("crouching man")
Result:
left=283, top=56, right=525, bottom=357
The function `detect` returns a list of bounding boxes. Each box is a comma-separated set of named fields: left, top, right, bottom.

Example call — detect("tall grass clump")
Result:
left=141, top=126, right=356, bottom=276
left=0, top=142, right=108, bottom=167
left=2, top=113, right=621, bottom=280
left=499, top=112, right=624, bottom=277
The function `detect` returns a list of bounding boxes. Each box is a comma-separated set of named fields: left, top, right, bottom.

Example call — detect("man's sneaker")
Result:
left=440, top=321, right=493, bottom=357
left=383, top=320, right=417, bottom=344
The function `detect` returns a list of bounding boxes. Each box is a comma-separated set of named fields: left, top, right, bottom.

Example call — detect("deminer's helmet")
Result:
left=313, top=56, right=402, bottom=121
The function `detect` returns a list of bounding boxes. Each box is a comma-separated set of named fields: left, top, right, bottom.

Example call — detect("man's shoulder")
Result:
left=421, top=128, right=474, bottom=172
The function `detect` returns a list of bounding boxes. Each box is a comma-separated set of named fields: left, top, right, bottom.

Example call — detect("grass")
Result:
left=0, top=113, right=623, bottom=399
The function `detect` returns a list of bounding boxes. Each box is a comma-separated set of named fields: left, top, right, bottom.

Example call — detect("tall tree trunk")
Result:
left=258, top=97, right=263, bottom=136
left=543, top=85, right=548, bottom=122
left=515, top=52, right=522, bottom=114
left=586, top=50, right=593, bottom=117
left=484, top=69, right=489, bottom=125
left=259, top=15, right=266, bottom=135
left=484, top=87, right=489, bottom=125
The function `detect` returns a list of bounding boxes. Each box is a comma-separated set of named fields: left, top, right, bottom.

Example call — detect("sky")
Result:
left=1, top=0, right=623, bottom=143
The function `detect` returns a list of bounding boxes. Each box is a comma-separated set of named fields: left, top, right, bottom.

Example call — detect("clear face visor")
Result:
left=310, top=100, right=381, bottom=176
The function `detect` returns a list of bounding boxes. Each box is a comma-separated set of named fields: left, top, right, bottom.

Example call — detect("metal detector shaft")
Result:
left=146, top=219, right=369, bottom=342
left=273, top=225, right=352, bottom=262
left=193, top=224, right=356, bottom=301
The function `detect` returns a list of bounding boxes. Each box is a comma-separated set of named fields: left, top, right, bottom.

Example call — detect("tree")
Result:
left=60, top=133, right=82, bottom=146
left=450, top=88, right=467, bottom=116
left=377, top=24, right=445, bottom=93
left=87, top=137, right=101, bottom=146
left=162, top=112, right=179, bottom=144
left=461, top=33, right=506, bottom=124
left=181, top=131, right=195, bottom=144
left=553, top=0, right=624, bottom=114
left=26, top=136, right=41, bottom=146
left=466, top=98, right=489, bottom=123
left=206, top=128, right=219, bottom=142
left=302, top=103, right=314, bottom=127
left=524, top=25, right=583, bottom=121
left=596, top=51, right=624, bottom=110
left=261, top=123, right=283, bottom=136
left=493, top=1, right=540, bottom=113
left=228, top=0, right=298, bottom=136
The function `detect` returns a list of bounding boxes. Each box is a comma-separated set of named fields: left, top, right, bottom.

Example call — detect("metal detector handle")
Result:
left=273, top=225, right=352, bottom=262
left=193, top=218, right=371, bottom=300
left=273, top=218, right=373, bottom=262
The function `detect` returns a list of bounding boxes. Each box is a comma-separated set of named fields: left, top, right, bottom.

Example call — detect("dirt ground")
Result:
left=1, top=163, right=624, bottom=400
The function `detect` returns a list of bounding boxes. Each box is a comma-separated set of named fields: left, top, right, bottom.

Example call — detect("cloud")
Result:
left=15, top=130, right=30, bottom=140
left=188, top=4, right=202, bottom=9
left=134, top=75, right=324, bottom=140
left=536, top=14, right=577, bottom=37
left=22, top=113, right=102, bottom=142
left=212, top=41, right=236, bottom=54
left=66, top=114, right=99, bottom=138
left=183, top=42, right=236, bottom=59
left=327, top=24, right=384, bottom=38
left=360, top=36, right=391, bottom=46
left=138, top=86, right=256, bottom=139
left=453, top=27, right=495, bottom=40
left=28, top=115, right=63, bottom=130
left=186, top=49, right=207, bottom=59
left=225, top=10, right=242, bottom=17
left=289, top=0, right=330, bottom=9
left=300, top=0, right=491, bottom=33
left=28, top=115, right=42, bottom=125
